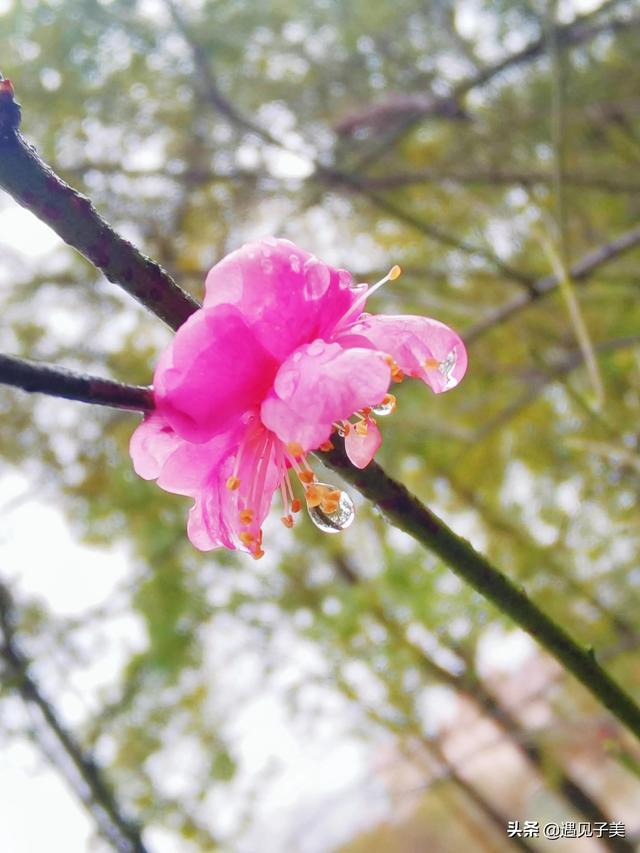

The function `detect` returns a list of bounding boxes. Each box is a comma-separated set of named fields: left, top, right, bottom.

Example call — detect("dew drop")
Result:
left=372, top=397, right=395, bottom=416
left=307, top=486, right=355, bottom=533
left=338, top=269, right=352, bottom=288
left=303, top=259, right=331, bottom=299
left=439, top=349, right=458, bottom=388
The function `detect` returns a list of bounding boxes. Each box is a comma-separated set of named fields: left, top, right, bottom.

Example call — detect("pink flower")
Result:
left=130, top=238, right=467, bottom=558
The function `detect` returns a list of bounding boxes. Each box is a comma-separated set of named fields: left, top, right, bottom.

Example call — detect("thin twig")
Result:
left=349, top=1, right=638, bottom=171
left=464, top=224, right=640, bottom=343
left=0, top=582, right=149, bottom=853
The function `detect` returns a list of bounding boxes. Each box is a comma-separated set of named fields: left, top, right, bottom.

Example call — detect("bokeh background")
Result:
left=1, top=0, right=640, bottom=850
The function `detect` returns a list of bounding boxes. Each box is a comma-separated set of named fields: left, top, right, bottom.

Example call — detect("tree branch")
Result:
left=319, top=441, right=640, bottom=741
left=0, top=354, right=154, bottom=412
left=0, top=581, right=149, bottom=853
left=349, top=1, right=638, bottom=168
left=3, top=73, right=640, bottom=744
left=465, top=224, right=640, bottom=343
left=0, top=80, right=198, bottom=331
left=348, top=167, right=640, bottom=194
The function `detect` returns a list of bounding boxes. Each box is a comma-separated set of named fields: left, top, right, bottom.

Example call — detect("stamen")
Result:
left=239, top=509, right=254, bottom=525
left=226, top=475, right=240, bottom=491
left=354, top=420, right=369, bottom=436
left=335, top=264, right=403, bottom=329
left=286, top=441, right=304, bottom=457
left=424, top=357, right=439, bottom=369
left=291, top=498, right=301, bottom=513
left=299, top=470, right=315, bottom=485
left=281, top=515, right=294, bottom=528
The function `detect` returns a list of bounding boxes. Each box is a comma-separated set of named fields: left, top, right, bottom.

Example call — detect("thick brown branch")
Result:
left=0, top=84, right=198, bottom=331
left=0, top=354, right=154, bottom=412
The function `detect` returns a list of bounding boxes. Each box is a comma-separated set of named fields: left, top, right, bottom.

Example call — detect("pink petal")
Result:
left=129, top=413, right=183, bottom=480
left=167, top=419, right=280, bottom=555
left=204, top=238, right=358, bottom=362
left=336, top=314, right=467, bottom=393
left=154, top=304, right=278, bottom=442
left=260, top=340, right=391, bottom=450
left=344, top=420, right=381, bottom=468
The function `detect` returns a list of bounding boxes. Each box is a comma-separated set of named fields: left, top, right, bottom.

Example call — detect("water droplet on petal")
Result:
left=307, top=486, right=355, bottom=533
left=303, top=259, right=331, bottom=299
left=338, top=269, right=352, bottom=289
left=439, top=349, right=458, bottom=388
left=289, top=253, right=301, bottom=273
left=372, top=395, right=396, bottom=416
left=307, top=339, right=325, bottom=356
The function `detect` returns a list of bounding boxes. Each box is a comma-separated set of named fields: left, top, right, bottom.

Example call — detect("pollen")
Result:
left=251, top=548, right=265, bottom=560
left=291, top=498, right=302, bottom=513
left=239, top=531, right=255, bottom=546
left=389, top=264, right=402, bottom=281
left=354, top=420, right=369, bottom=436
left=286, top=442, right=304, bottom=457
left=424, top=357, right=439, bottom=369
left=238, top=509, right=254, bottom=525
left=226, top=475, right=241, bottom=491
left=299, top=470, right=315, bottom=485
left=281, top=514, right=294, bottom=528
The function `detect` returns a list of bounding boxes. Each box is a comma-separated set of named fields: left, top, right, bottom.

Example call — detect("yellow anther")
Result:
left=251, top=548, right=265, bottom=560
left=239, top=509, right=254, bottom=525
left=291, top=498, right=302, bottom=513
left=389, top=264, right=402, bottom=281
left=328, top=490, right=342, bottom=501
left=281, top=514, right=294, bottom=528
left=287, top=441, right=304, bottom=457
left=239, top=531, right=255, bottom=546
left=226, top=475, right=240, bottom=491
left=299, top=470, right=315, bottom=485
left=319, top=440, right=334, bottom=452
left=305, top=484, right=326, bottom=507
left=354, top=421, right=369, bottom=436
left=424, top=357, right=439, bottom=369
left=392, top=369, right=404, bottom=384
left=321, top=500, right=339, bottom=514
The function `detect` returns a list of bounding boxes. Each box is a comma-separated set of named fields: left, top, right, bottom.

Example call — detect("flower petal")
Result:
left=204, top=238, right=357, bottom=361
left=154, top=305, right=278, bottom=442
left=129, top=413, right=183, bottom=480
left=344, top=419, right=381, bottom=469
left=337, top=314, right=467, bottom=393
left=260, top=339, right=391, bottom=450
